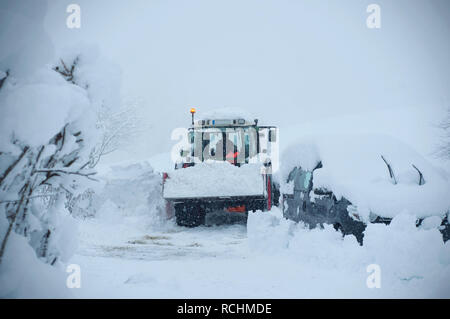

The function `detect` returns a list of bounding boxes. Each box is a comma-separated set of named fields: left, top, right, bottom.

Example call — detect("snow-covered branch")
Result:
left=0, top=124, right=95, bottom=264
left=34, top=169, right=98, bottom=181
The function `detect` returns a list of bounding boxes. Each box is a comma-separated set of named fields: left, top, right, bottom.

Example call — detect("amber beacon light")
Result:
left=190, top=107, right=196, bottom=125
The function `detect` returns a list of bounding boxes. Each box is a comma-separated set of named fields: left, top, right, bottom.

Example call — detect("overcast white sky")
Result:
left=22, top=0, right=450, bottom=158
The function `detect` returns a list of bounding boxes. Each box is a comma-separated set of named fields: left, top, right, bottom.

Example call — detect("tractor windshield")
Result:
left=190, top=126, right=258, bottom=165
left=178, top=123, right=277, bottom=169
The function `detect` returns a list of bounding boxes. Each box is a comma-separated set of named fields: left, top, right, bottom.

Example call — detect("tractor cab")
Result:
left=176, top=108, right=277, bottom=169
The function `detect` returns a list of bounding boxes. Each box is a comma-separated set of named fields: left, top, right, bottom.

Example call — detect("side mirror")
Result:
left=268, top=129, right=277, bottom=142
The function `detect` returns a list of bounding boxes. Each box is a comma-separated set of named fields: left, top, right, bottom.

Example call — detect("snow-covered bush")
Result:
left=0, top=45, right=125, bottom=262
left=0, top=67, right=94, bottom=266
left=0, top=231, right=73, bottom=298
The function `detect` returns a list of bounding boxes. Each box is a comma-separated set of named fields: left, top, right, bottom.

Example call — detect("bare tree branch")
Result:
left=34, top=169, right=98, bottom=181
left=0, top=193, right=65, bottom=204
left=0, top=146, right=29, bottom=188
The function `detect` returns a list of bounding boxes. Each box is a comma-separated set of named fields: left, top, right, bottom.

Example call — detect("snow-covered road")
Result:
left=77, top=222, right=248, bottom=262
left=69, top=211, right=450, bottom=298
left=60, top=155, right=450, bottom=298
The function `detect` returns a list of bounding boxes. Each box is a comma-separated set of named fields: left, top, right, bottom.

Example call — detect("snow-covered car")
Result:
left=279, top=133, right=450, bottom=244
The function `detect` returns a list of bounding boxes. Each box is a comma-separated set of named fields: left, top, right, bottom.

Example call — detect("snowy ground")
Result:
left=69, top=208, right=450, bottom=298
left=61, top=150, right=450, bottom=299
left=3, top=133, right=447, bottom=299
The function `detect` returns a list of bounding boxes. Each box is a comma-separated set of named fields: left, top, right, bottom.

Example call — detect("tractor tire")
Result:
left=175, top=202, right=205, bottom=227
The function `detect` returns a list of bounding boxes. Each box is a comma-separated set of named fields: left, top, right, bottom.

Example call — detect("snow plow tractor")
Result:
left=162, top=109, right=279, bottom=227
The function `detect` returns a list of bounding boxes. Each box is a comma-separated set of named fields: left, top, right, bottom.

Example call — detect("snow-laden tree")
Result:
left=0, top=60, right=99, bottom=265
left=0, top=124, right=94, bottom=265
left=1, top=50, right=125, bottom=265
left=49, top=49, right=148, bottom=221
left=52, top=48, right=146, bottom=169
left=89, top=97, right=146, bottom=168
left=0, top=2, right=130, bottom=297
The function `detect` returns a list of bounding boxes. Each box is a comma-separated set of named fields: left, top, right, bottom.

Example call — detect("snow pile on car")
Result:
left=280, top=133, right=450, bottom=221
left=247, top=208, right=450, bottom=298
left=163, top=162, right=265, bottom=199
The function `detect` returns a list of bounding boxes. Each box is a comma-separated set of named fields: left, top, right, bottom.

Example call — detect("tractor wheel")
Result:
left=175, top=203, right=205, bottom=227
